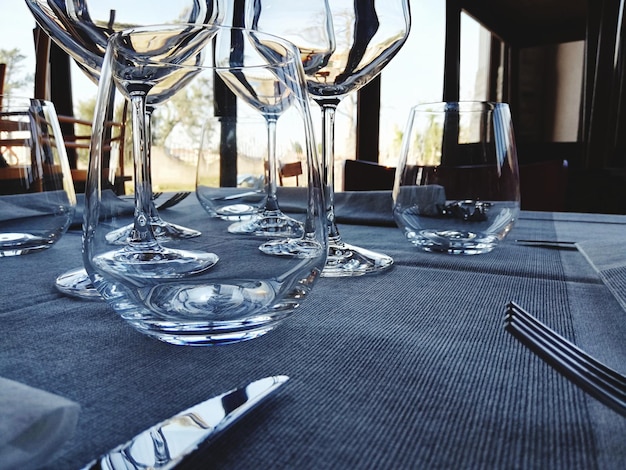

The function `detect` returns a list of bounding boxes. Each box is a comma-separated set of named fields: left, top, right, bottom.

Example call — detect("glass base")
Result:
left=321, top=239, right=393, bottom=277
left=228, top=211, right=304, bottom=238
left=216, top=203, right=257, bottom=221
left=105, top=219, right=201, bottom=245
left=138, top=323, right=278, bottom=345
left=259, top=237, right=325, bottom=258
left=0, top=232, right=55, bottom=257
left=408, top=229, right=498, bottom=255
left=100, top=280, right=299, bottom=346
left=93, top=245, right=218, bottom=280
left=55, top=267, right=101, bottom=300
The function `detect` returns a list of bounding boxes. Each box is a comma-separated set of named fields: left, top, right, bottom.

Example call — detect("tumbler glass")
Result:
left=0, top=96, right=76, bottom=256
left=392, top=101, right=520, bottom=254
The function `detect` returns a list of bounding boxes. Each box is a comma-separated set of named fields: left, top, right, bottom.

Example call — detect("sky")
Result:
left=0, top=1, right=39, bottom=94
left=0, top=0, right=482, bottom=163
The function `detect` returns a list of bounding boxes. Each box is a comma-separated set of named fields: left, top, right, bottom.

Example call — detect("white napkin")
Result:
left=0, top=377, right=80, bottom=470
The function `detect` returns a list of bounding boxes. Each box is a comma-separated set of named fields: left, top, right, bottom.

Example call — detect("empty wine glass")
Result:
left=25, top=0, right=223, bottom=296
left=195, top=113, right=310, bottom=228
left=195, top=115, right=270, bottom=220
left=216, top=30, right=304, bottom=238
left=90, top=24, right=222, bottom=278
left=247, top=0, right=411, bottom=276
left=83, top=25, right=327, bottom=345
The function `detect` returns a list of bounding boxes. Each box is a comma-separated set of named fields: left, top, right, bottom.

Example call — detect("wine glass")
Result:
left=83, top=25, right=327, bottom=345
left=392, top=101, right=520, bottom=254
left=247, top=0, right=411, bottom=276
left=90, top=24, right=225, bottom=279
left=215, top=29, right=304, bottom=238
left=25, top=0, right=223, bottom=296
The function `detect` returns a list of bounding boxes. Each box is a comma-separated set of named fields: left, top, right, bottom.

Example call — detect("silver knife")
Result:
left=82, top=375, right=288, bottom=469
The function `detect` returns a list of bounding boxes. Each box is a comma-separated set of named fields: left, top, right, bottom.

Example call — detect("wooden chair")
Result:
left=278, top=161, right=303, bottom=186
left=0, top=111, right=67, bottom=195
left=519, top=159, right=568, bottom=211
left=56, top=109, right=129, bottom=193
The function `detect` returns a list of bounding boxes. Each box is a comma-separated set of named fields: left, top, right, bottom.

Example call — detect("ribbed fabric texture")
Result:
left=1, top=196, right=625, bottom=469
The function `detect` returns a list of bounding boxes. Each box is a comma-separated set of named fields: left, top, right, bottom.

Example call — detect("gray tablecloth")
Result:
left=1, top=192, right=625, bottom=469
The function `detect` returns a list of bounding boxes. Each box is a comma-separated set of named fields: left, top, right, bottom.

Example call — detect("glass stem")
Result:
left=129, top=94, right=156, bottom=246
left=145, top=106, right=159, bottom=220
left=265, top=117, right=280, bottom=212
left=320, top=101, right=340, bottom=240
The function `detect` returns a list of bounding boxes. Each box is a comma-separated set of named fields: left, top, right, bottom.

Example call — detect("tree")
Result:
left=151, top=76, right=214, bottom=147
left=0, top=48, right=33, bottom=95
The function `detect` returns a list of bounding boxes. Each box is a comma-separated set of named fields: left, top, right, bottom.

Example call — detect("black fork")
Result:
left=504, top=302, right=626, bottom=417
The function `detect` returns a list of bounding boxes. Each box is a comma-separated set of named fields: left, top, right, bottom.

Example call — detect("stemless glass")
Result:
left=0, top=96, right=76, bottom=256
left=392, top=101, right=520, bottom=254
left=83, top=25, right=327, bottom=345
left=247, top=0, right=411, bottom=276
left=25, top=0, right=223, bottom=296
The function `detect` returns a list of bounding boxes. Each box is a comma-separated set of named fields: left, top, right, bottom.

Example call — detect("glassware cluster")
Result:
left=25, top=0, right=224, bottom=297
left=82, top=25, right=327, bottom=344
left=24, top=0, right=416, bottom=344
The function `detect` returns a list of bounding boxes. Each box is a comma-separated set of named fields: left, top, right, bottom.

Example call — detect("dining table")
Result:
left=1, top=190, right=626, bottom=469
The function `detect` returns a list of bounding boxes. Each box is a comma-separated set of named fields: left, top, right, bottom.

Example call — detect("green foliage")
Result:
left=415, top=115, right=443, bottom=166
left=0, top=48, right=33, bottom=95
left=151, top=75, right=214, bottom=146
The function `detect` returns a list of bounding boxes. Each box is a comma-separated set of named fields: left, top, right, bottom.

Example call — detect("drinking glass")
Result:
left=0, top=96, right=76, bottom=256
left=83, top=25, right=327, bottom=345
left=247, top=0, right=411, bottom=276
left=392, top=101, right=520, bottom=254
left=25, top=0, right=223, bottom=296
left=93, top=24, right=223, bottom=278
left=215, top=33, right=304, bottom=238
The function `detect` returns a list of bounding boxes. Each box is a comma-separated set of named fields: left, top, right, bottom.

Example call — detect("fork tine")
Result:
left=505, top=311, right=626, bottom=394
left=504, top=303, right=626, bottom=417
left=505, top=317, right=626, bottom=416
left=507, top=302, right=626, bottom=387
left=156, top=192, right=190, bottom=210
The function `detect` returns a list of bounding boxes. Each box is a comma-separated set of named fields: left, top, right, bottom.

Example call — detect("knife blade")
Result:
left=82, top=375, right=288, bottom=470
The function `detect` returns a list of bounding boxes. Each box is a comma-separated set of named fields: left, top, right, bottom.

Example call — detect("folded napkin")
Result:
left=0, top=377, right=80, bottom=470
left=277, top=187, right=396, bottom=226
